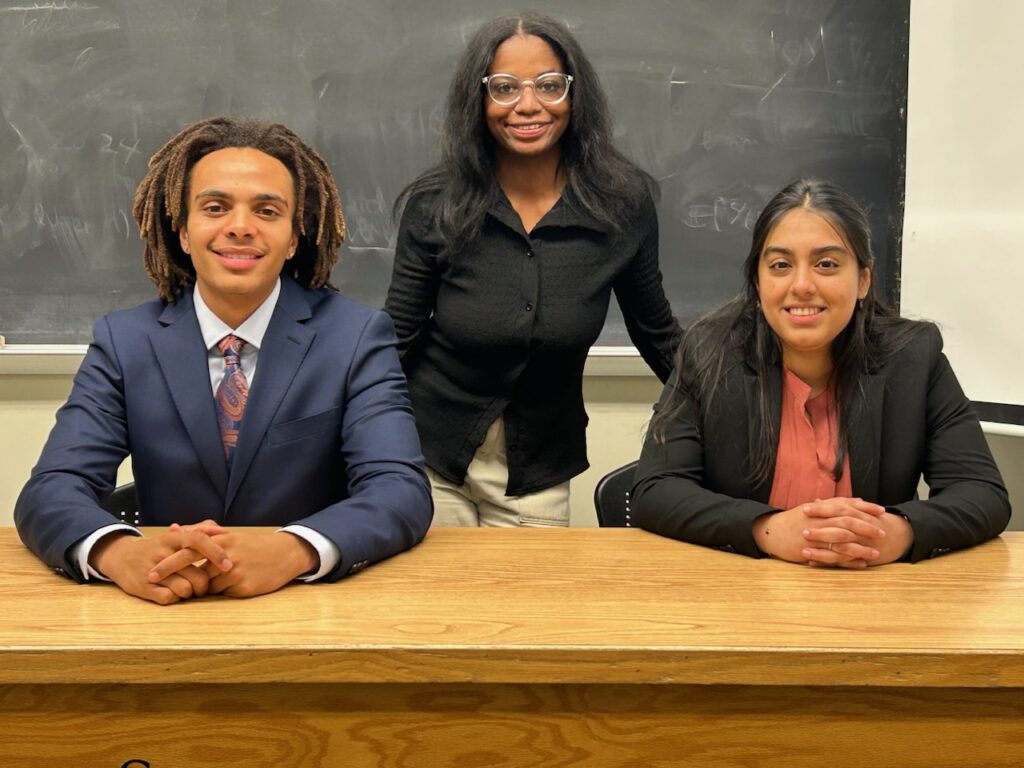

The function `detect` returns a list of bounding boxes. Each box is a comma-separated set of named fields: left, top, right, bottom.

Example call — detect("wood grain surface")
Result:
left=1, top=682, right=1022, bottom=767
left=2, top=528, right=1023, bottom=766
left=1, top=528, right=1023, bottom=686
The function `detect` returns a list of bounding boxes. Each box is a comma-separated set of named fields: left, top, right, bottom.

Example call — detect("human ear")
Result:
left=858, top=266, right=871, bottom=299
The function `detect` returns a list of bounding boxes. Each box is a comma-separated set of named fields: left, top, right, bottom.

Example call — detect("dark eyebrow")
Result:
left=811, top=245, right=849, bottom=256
left=194, top=189, right=231, bottom=200
left=252, top=193, right=289, bottom=205
left=194, top=189, right=290, bottom=206
left=762, top=245, right=849, bottom=257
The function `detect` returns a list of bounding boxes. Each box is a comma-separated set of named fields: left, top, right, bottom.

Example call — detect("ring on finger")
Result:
left=828, top=542, right=834, bottom=552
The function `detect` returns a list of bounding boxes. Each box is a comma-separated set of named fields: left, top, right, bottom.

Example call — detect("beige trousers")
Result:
left=428, top=416, right=571, bottom=527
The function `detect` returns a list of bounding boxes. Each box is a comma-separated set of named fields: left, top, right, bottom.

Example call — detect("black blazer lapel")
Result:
left=849, top=373, right=884, bottom=500
left=224, top=279, right=316, bottom=512
left=149, top=295, right=229, bottom=499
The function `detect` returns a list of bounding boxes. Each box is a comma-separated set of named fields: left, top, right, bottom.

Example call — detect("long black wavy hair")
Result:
left=651, top=179, right=927, bottom=486
left=394, top=11, right=656, bottom=254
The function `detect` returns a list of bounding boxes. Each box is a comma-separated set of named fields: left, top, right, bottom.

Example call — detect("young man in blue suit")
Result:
left=15, top=117, right=433, bottom=604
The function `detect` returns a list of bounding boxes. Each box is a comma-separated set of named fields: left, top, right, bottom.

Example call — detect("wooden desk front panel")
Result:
left=2, top=682, right=1023, bottom=767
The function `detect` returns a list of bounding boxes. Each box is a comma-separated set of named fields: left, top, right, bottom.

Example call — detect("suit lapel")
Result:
left=224, top=279, right=316, bottom=512
left=849, top=373, right=884, bottom=499
left=744, top=366, right=782, bottom=503
left=150, top=294, right=229, bottom=499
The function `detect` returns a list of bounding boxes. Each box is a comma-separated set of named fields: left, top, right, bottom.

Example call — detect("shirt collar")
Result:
left=781, top=367, right=836, bottom=410
left=192, top=278, right=281, bottom=352
left=488, top=186, right=613, bottom=235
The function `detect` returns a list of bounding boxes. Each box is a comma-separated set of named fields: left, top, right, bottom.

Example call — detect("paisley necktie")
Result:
left=214, top=334, right=248, bottom=467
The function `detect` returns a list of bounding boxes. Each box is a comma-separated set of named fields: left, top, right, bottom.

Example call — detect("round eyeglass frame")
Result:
left=481, top=72, right=574, bottom=106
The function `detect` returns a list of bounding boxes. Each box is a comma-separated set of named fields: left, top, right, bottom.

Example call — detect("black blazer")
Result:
left=632, top=323, right=1010, bottom=562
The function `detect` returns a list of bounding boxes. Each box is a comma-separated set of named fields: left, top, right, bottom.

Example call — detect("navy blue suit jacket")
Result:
left=15, top=276, right=433, bottom=582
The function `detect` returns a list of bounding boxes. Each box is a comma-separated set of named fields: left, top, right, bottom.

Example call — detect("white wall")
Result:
left=902, top=0, right=1024, bottom=409
left=0, top=375, right=135, bottom=526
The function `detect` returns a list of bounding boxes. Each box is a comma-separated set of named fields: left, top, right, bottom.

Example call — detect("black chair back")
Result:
left=593, top=461, right=638, bottom=527
left=100, top=482, right=139, bottom=526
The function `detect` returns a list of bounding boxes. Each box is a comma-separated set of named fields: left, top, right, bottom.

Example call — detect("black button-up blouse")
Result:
left=384, top=188, right=679, bottom=495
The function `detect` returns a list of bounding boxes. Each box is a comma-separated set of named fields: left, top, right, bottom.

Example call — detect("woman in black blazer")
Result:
left=632, top=179, right=1009, bottom=567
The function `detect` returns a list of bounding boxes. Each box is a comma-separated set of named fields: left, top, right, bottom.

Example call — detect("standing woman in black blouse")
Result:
left=385, top=12, right=679, bottom=526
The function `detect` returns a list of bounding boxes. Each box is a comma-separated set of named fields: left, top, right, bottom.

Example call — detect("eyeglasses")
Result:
left=481, top=72, right=574, bottom=106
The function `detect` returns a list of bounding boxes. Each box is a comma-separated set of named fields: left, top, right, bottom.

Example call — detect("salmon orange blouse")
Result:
left=768, top=368, right=853, bottom=510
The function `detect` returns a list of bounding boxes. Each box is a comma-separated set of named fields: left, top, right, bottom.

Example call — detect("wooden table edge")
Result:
left=2, top=646, right=1022, bottom=687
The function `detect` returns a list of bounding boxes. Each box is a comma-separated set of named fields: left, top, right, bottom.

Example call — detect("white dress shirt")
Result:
left=74, top=279, right=340, bottom=582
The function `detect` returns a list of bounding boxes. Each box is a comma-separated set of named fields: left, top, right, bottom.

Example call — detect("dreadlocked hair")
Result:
left=132, top=116, right=346, bottom=302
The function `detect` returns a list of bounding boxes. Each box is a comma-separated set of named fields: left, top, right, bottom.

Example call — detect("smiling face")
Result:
left=757, top=207, right=871, bottom=380
left=179, top=147, right=298, bottom=328
left=485, top=34, right=570, bottom=162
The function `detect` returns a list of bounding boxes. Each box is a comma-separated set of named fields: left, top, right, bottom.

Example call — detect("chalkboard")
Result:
left=0, top=0, right=909, bottom=344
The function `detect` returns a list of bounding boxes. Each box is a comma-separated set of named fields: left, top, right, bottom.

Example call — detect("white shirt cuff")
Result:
left=73, top=524, right=142, bottom=581
left=278, top=526, right=339, bottom=582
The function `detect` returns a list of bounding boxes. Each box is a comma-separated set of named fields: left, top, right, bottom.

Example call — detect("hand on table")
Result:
left=753, top=498, right=912, bottom=568
left=801, top=501, right=915, bottom=566
left=202, top=529, right=318, bottom=598
left=90, top=524, right=233, bottom=605
left=147, top=523, right=319, bottom=599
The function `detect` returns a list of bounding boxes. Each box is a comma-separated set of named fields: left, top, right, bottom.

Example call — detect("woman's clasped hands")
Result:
left=753, top=497, right=914, bottom=568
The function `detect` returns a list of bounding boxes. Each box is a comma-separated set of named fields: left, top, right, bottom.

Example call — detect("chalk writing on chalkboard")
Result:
left=0, top=0, right=908, bottom=344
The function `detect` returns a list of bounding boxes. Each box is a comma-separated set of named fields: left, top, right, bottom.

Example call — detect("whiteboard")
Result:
left=902, top=0, right=1024, bottom=413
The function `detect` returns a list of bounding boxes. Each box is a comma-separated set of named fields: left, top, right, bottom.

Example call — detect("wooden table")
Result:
left=1, top=527, right=1022, bottom=767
